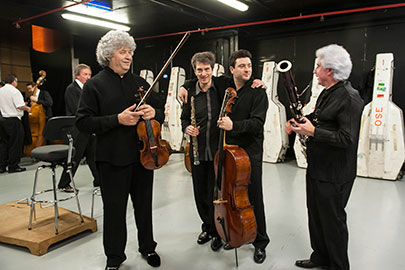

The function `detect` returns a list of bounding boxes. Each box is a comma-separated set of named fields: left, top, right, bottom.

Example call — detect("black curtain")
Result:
left=30, top=46, right=72, bottom=116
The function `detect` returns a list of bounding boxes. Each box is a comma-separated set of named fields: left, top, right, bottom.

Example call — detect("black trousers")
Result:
left=0, top=116, right=8, bottom=143
left=0, top=117, right=23, bottom=169
left=191, top=160, right=218, bottom=236
left=249, top=162, right=270, bottom=249
left=306, top=173, right=354, bottom=270
left=58, top=132, right=99, bottom=188
left=98, top=162, right=157, bottom=267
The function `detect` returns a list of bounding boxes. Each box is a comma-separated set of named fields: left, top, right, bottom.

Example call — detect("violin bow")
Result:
left=135, top=31, right=190, bottom=111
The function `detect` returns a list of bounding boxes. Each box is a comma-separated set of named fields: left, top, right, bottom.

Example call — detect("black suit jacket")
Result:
left=306, top=81, right=364, bottom=183
left=76, top=67, right=164, bottom=166
left=26, top=90, right=53, bottom=119
left=64, top=81, right=82, bottom=116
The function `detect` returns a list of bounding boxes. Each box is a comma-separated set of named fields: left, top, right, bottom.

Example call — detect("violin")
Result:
left=213, top=87, right=257, bottom=265
left=135, top=32, right=190, bottom=170
left=136, top=87, right=169, bottom=170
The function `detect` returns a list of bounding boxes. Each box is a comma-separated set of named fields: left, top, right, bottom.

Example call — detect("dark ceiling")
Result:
left=1, top=0, right=403, bottom=39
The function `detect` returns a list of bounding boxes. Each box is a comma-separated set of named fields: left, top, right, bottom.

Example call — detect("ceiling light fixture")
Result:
left=61, top=13, right=130, bottom=31
left=217, top=0, right=249, bottom=12
left=86, top=0, right=112, bottom=11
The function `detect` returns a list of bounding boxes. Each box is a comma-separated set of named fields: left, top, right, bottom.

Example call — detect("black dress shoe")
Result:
left=197, top=231, right=211, bottom=244
left=8, top=166, right=26, bottom=173
left=210, top=236, right=223, bottom=251
left=253, top=248, right=266, bottom=264
left=223, top=243, right=234, bottom=250
left=105, top=266, right=120, bottom=270
left=295, top=259, right=328, bottom=269
left=0, top=167, right=6, bottom=173
left=59, top=185, right=79, bottom=193
left=142, top=251, right=161, bottom=267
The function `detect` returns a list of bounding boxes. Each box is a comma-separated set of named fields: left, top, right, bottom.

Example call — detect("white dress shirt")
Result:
left=0, top=84, right=25, bottom=119
left=75, top=79, right=84, bottom=89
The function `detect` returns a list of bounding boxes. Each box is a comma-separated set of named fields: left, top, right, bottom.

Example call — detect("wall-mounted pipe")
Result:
left=134, top=3, right=405, bottom=40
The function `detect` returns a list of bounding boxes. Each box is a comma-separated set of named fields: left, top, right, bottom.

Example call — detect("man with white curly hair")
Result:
left=76, top=30, right=163, bottom=270
left=286, top=44, right=364, bottom=270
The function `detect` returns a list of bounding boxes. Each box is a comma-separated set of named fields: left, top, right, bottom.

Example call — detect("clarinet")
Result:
left=190, top=96, right=200, bottom=165
left=276, top=60, right=308, bottom=156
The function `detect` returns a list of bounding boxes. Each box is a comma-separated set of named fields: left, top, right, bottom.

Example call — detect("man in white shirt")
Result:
left=0, top=74, right=30, bottom=173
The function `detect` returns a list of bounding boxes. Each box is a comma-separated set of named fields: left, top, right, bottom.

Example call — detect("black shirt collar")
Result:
left=105, top=66, right=130, bottom=79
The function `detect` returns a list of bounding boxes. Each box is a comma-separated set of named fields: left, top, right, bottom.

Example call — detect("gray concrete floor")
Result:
left=0, top=153, right=404, bottom=270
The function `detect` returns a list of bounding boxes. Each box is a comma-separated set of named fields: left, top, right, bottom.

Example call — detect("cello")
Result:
left=24, top=70, right=47, bottom=156
left=136, top=32, right=190, bottom=170
left=184, top=142, right=192, bottom=173
left=213, top=87, right=257, bottom=266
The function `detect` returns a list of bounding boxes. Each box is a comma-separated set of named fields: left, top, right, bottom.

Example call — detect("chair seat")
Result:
left=31, top=145, right=76, bottom=163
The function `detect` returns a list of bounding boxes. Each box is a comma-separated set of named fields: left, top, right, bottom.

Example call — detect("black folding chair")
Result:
left=28, top=116, right=84, bottom=234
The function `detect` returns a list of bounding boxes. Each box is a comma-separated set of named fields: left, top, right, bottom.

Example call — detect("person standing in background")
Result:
left=0, top=81, right=7, bottom=150
left=64, top=64, right=92, bottom=116
left=58, top=63, right=99, bottom=192
left=0, top=74, right=30, bottom=173
left=25, top=81, right=53, bottom=119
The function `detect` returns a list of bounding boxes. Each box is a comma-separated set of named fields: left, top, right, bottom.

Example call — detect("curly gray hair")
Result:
left=316, top=44, right=352, bottom=81
left=96, top=30, right=136, bottom=67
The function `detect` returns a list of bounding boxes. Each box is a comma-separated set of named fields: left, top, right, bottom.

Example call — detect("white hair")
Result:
left=74, top=63, right=91, bottom=77
left=96, top=30, right=136, bottom=67
left=316, top=44, right=352, bottom=81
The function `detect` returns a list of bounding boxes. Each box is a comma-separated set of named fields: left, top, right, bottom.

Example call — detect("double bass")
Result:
left=24, top=70, right=47, bottom=156
left=213, top=87, right=257, bottom=266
